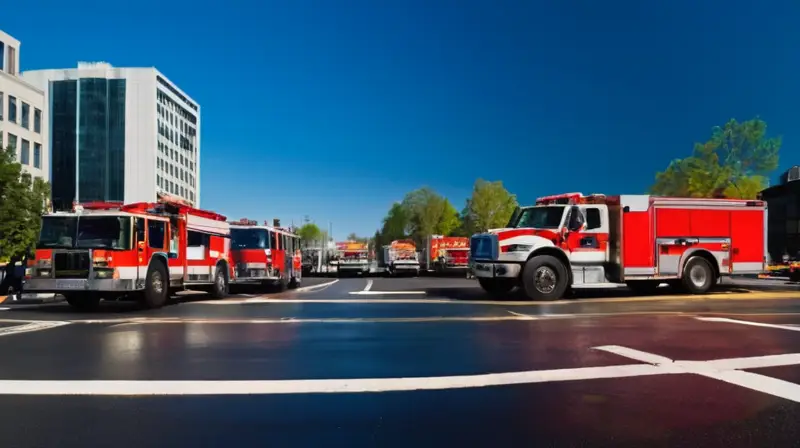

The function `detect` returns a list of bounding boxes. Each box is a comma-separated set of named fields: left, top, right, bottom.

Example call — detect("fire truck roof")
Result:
left=534, top=192, right=765, bottom=208
left=228, top=220, right=298, bottom=237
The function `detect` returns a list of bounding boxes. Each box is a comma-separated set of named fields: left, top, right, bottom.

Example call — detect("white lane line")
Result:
left=0, top=308, right=9, bottom=311
left=0, top=363, right=673, bottom=396
left=108, top=315, right=541, bottom=326
left=506, top=310, right=536, bottom=320
left=363, top=280, right=373, bottom=292
left=695, top=317, right=800, bottom=332
left=293, top=279, right=339, bottom=293
left=593, top=345, right=675, bottom=365
left=348, top=291, right=427, bottom=295
left=597, top=344, right=800, bottom=403
left=7, top=346, right=800, bottom=397
left=0, top=321, right=70, bottom=337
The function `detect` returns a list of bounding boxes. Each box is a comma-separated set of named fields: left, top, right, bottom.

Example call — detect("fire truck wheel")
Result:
left=522, top=255, right=569, bottom=301
left=64, top=293, right=101, bottom=311
left=210, top=266, right=228, bottom=299
left=681, top=256, right=715, bottom=294
left=791, top=270, right=800, bottom=283
left=142, top=263, right=169, bottom=308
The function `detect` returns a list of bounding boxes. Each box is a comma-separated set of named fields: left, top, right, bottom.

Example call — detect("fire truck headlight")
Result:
left=95, top=269, right=115, bottom=279
left=507, top=244, right=532, bottom=252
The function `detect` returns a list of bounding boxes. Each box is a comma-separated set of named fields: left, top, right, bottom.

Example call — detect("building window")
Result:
left=21, top=102, right=29, bottom=129
left=50, top=80, right=78, bottom=211
left=77, top=78, right=127, bottom=203
left=7, top=133, right=17, bottom=152
left=34, top=108, right=41, bottom=133
left=7, top=46, right=16, bottom=76
left=8, top=96, right=17, bottom=123
left=20, top=139, right=30, bottom=165
left=34, top=143, right=41, bottom=168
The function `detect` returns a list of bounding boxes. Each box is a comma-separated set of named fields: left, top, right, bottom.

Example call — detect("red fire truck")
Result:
left=25, top=196, right=232, bottom=310
left=470, top=193, right=767, bottom=301
left=421, top=235, right=470, bottom=273
left=229, top=219, right=302, bottom=290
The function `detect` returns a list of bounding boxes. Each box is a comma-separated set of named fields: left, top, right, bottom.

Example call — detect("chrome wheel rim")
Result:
left=534, top=266, right=557, bottom=294
left=689, top=263, right=707, bottom=287
left=152, top=271, right=164, bottom=294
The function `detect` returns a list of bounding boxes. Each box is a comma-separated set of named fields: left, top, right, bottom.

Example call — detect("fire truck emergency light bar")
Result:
left=535, top=193, right=607, bottom=205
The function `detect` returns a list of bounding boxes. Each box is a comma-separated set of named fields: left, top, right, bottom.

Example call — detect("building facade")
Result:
left=22, top=62, right=200, bottom=211
left=0, top=30, right=48, bottom=181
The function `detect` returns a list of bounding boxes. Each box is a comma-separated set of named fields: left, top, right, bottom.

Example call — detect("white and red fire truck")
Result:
left=26, top=196, right=233, bottom=310
left=421, top=235, right=470, bottom=273
left=331, top=241, right=371, bottom=276
left=379, top=239, right=421, bottom=276
left=229, top=218, right=302, bottom=290
left=470, top=192, right=767, bottom=301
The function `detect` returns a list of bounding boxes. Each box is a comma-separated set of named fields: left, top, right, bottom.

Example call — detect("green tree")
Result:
left=297, top=223, right=322, bottom=247
left=0, top=145, right=51, bottom=263
left=345, top=233, right=369, bottom=244
left=651, top=118, right=780, bottom=199
left=379, top=202, right=411, bottom=241
left=461, top=179, right=518, bottom=234
left=400, top=187, right=462, bottom=243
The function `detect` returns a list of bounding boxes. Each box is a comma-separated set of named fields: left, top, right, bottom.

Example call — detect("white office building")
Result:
left=22, top=62, right=200, bottom=211
left=0, top=30, right=48, bottom=181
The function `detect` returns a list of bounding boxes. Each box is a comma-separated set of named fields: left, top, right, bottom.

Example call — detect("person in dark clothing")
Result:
left=0, top=256, right=25, bottom=299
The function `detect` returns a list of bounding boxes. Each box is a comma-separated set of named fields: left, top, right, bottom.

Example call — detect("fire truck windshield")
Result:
left=512, top=206, right=566, bottom=229
left=231, top=228, right=269, bottom=249
left=37, top=216, right=133, bottom=250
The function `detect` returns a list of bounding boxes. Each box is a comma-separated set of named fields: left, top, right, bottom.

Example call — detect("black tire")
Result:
left=478, top=278, right=517, bottom=299
left=521, top=255, right=569, bottom=301
left=275, top=274, right=288, bottom=292
left=626, top=280, right=661, bottom=295
left=790, top=270, right=800, bottom=283
left=210, top=265, right=228, bottom=299
left=141, top=262, right=169, bottom=309
left=65, top=293, right=101, bottom=311
left=681, top=257, right=714, bottom=294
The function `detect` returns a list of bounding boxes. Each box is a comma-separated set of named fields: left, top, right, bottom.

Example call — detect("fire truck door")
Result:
left=565, top=205, right=609, bottom=266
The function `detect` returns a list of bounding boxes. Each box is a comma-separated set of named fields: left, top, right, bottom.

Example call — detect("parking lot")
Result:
left=0, top=275, right=799, bottom=446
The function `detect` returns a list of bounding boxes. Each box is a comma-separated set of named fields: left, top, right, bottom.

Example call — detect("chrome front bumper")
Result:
left=469, top=261, right=522, bottom=278
left=338, top=264, right=370, bottom=272
left=24, top=278, right=137, bottom=293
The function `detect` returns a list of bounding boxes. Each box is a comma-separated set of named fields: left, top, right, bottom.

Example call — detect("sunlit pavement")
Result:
left=0, top=276, right=799, bottom=446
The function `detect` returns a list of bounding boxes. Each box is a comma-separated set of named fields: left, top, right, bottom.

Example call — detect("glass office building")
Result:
left=23, top=63, right=201, bottom=210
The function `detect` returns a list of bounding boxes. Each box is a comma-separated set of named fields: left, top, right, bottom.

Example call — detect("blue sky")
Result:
left=6, top=0, right=800, bottom=239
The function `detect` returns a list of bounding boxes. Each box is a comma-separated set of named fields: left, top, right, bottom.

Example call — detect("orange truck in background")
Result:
left=421, top=235, right=470, bottom=274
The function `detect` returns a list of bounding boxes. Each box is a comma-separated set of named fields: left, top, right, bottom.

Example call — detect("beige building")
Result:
left=0, top=30, right=47, bottom=181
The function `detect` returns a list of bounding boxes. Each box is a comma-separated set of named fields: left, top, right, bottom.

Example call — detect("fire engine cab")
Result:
left=470, top=192, right=767, bottom=301
left=229, top=219, right=302, bottom=290
left=26, top=196, right=232, bottom=310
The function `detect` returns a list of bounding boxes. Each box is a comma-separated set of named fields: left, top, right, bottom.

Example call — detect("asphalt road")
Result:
left=0, top=275, right=799, bottom=447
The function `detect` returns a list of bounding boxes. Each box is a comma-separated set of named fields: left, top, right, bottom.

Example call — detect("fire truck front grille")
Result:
left=470, top=234, right=498, bottom=261
left=54, top=251, right=91, bottom=279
